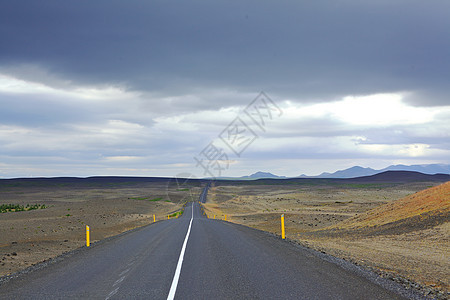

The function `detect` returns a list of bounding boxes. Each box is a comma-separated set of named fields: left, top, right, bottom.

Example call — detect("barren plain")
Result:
left=0, top=178, right=201, bottom=277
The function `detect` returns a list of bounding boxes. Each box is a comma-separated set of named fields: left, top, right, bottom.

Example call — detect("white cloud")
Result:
left=0, top=74, right=54, bottom=94
left=99, top=120, right=144, bottom=135
left=0, top=71, right=449, bottom=178
left=358, top=143, right=450, bottom=158
left=0, top=73, right=138, bottom=101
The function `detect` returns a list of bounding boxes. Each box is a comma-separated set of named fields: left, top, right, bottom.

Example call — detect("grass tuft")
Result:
left=0, top=204, right=46, bottom=213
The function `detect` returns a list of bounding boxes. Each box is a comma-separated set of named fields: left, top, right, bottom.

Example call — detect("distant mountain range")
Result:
left=240, top=171, right=287, bottom=179
left=312, top=164, right=450, bottom=178
left=239, top=164, right=450, bottom=179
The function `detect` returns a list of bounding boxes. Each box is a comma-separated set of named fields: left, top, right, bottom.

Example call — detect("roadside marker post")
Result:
left=214, top=215, right=216, bottom=219
left=86, top=225, right=90, bottom=247
left=224, top=215, right=227, bottom=221
left=281, top=214, right=285, bottom=239
left=153, top=214, right=156, bottom=222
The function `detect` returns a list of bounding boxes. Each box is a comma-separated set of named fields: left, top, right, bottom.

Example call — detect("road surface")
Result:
left=0, top=186, right=418, bottom=299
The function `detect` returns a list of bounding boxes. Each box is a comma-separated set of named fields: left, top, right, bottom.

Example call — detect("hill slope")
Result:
left=347, top=171, right=450, bottom=183
left=335, top=181, right=450, bottom=231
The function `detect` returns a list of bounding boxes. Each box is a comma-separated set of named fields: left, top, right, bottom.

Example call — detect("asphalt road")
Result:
left=0, top=186, right=418, bottom=299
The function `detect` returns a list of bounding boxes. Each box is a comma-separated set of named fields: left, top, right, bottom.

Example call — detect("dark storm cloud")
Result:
left=1, top=0, right=449, bottom=106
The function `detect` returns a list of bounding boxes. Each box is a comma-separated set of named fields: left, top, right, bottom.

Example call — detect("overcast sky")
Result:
left=1, top=1, right=449, bottom=178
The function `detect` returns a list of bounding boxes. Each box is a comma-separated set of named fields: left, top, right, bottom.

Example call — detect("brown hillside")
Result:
left=334, top=181, right=450, bottom=230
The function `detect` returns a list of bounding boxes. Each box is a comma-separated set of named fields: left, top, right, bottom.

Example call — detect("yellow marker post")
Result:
left=168, top=215, right=170, bottom=220
left=86, top=225, right=90, bottom=247
left=224, top=215, right=227, bottom=221
left=214, top=215, right=216, bottom=219
left=153, top=214, right=156, bottom=222
left=281, top=214, right=285, bottom=239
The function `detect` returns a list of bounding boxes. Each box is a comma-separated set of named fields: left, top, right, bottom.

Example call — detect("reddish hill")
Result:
left=333, top=181, right=450, bottom=233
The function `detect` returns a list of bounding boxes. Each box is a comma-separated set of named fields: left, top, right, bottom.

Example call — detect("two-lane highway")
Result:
left=0, top=186, right=417, bottom=299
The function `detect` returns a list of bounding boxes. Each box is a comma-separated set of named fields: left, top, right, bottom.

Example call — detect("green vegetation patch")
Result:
left=129, top=196, right=164, bottom=201
left=129, top=197, right=149, bottom=200
left=340, top=183, right=393, bottom=189
left=149, top=197, right=163, bottom=202
left=0, top=203, right=47, bottom=213
left=169, top=211, right=183, bottom=218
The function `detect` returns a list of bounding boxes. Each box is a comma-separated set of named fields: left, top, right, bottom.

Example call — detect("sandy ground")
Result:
left=203, top=181, right=449, bottom=298
left=0, top=180, right=200, bottom=277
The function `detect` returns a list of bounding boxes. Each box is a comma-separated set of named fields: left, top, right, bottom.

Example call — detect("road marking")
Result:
left=119, top=268, right=130, bottom=277
left=167, top=202, right=194, bottom=300
left=113, top=276, right=126, bottom=287
left=105, top=287, right=119, bottom=300
left=105, top=265, right=133, bottom=299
